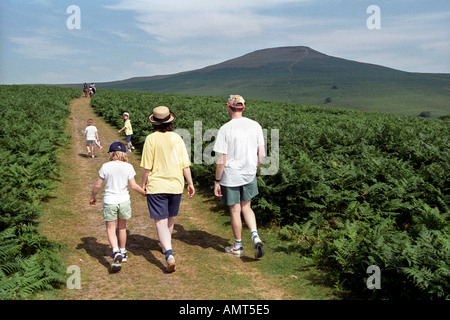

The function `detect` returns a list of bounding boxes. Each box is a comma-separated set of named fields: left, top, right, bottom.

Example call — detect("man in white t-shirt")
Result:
left=213, top=95, right=266, bottom=259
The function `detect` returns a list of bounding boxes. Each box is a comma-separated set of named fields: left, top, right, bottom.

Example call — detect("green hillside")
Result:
left=99, top=46, right=450, bottom=117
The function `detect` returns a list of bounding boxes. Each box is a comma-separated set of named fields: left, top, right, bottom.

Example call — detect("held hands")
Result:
left=89, top=198, right=97, bottom=206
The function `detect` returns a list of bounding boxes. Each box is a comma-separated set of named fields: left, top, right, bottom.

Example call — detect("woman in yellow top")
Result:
left=118, top=112, right=135, bottom=152
left=141, top=106, right=195, bottom=273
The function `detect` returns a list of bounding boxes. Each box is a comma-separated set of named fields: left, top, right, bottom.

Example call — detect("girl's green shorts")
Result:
left=103, top=200, right=132, bottom=221
left=220, top=177, right=259, bottom=206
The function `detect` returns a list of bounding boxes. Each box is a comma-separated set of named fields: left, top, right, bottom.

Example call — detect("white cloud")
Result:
left=87, top=61, right=176, bottom=81
left=105, top=0, right=311, bottom=41
left=420, top=40, right=450, bottom=52
left=39, top=71, right=72, bottom=83
left=90, top=66, right=113, bottom=74
left=9, top=36, right=86, bottom=59
left=284, top=10, right=450, bottom=72
left=129, top=61, right=160, bottom=75
left=110, top=31, right=132, bottom=41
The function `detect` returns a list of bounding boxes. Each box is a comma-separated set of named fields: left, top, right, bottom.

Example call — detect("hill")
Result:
left=95, top=46, right=450, bottom=116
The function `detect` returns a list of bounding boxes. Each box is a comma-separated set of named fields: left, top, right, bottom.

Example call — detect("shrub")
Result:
left=0, top=85, right=79, bottom=299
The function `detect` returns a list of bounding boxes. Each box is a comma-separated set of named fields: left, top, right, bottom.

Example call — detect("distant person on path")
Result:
left=118, top=112, right=135, bottom=152
left=90, top=142, right=146, bottom=273
left=83, top=83, right=88, bottom=97
left=85, top=119, right=98, bottom=158
left=213, top=95, right=266, bottom=259
left=141, top=106, right=195, bottom=273
left=89, top=83, right=96, bottom=96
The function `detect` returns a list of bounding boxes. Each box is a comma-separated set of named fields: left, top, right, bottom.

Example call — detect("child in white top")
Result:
left=90, top=142, right=146, bottom=272
left=85, top=119, right=98, bottom=158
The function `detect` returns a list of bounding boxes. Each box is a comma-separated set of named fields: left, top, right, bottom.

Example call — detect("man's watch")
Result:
left=214, top=178, right=221, bottom=182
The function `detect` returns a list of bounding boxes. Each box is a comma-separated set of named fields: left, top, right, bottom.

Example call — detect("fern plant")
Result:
left=90, top=89, right=450, bottom=300
left=0, top=85, right=79, bottom=300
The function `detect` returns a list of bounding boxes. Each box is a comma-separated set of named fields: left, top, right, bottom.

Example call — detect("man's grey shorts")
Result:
left=103, top=200, right=132, bottom=221
left=220, top=177, right=259, bottom=206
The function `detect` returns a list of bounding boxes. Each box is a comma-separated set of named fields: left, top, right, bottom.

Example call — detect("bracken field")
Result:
left=0, top=85, right=80, bottom=299
left=91, top=88, right=449, bottom=299
left=0, top=85, right=448, bottom=299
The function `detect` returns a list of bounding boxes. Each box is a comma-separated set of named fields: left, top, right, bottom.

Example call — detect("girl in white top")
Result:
left=90, top=142, right=146, bottom=272
left=85, top=119, right=98, bottom=158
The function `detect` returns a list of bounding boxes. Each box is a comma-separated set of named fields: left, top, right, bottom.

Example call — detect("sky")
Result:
left=0, top=0, right=449, bottom=85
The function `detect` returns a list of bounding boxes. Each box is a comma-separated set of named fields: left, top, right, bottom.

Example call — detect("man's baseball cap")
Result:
left=108, top=141, right=127, bottom=153
left=226, top=95, right=245, bottom=109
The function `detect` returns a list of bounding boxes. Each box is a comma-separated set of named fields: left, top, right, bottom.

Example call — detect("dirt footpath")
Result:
left=41, top=96, right=289, bottom=300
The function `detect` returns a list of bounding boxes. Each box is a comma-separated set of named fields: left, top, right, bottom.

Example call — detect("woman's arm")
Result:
left=141, top=168, right=151, bottom=191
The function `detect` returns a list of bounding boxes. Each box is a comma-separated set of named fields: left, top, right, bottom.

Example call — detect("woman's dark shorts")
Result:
left=146, top=193, right=182, bottom=219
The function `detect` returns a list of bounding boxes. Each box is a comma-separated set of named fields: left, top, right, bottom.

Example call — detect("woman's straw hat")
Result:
left=148, top=106, right=175, bottom=125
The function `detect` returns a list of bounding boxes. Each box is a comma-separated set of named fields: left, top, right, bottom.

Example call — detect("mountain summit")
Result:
left=197, top=46, right=327, bottom=71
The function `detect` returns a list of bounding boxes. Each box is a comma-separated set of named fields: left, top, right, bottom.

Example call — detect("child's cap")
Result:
left=123, top=112, right=129, bottom=117
left=108, top=142, right=126, bottom=153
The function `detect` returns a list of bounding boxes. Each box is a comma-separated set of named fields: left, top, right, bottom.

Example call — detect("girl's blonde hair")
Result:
left=109, top=151, right=128, bottom=162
